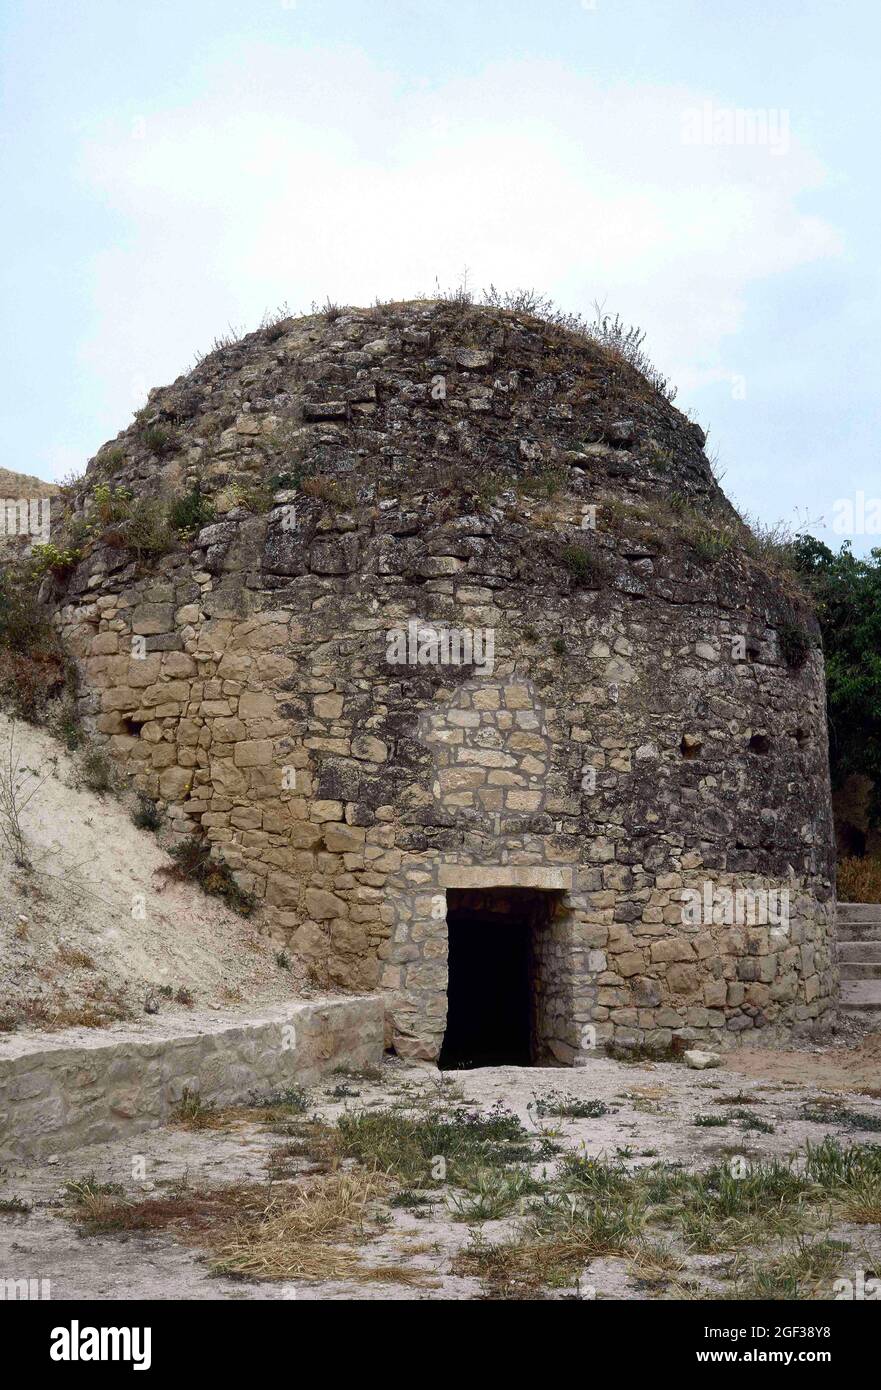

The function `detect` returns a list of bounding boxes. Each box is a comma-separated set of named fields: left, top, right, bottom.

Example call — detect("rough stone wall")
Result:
left=50, top=299, right=837, bottom=1061
left=0, top=996, right=383, bottom=1164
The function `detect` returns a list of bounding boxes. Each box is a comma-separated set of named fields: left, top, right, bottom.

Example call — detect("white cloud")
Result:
left=72, top=45, right=842, bottom=447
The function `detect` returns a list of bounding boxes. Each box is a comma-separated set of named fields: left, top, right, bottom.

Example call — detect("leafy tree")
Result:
left=792, top=536, right=881, bottom=824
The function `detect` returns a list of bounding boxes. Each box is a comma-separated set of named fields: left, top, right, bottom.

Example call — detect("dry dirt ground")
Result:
left=3, top=1043, right=881, bottom=1302
left=0, top=714, right=299, bottom=1032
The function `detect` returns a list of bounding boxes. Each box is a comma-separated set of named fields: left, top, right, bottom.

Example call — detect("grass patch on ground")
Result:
left=66, top=1180, right=260, bottom=1237
left=63, top=1164, right=419, bottom=1286
left=0, top=1196, right=31, bottom=1214
left=170, top=1088, right=225, bottom=1131
left=56, top=1077, right=881, bottom=1298
left=207, top=1170, right=399, bottom=1282
left=453, top=1135, right=881, bottom=1295
left=801, top=1100, right=881, bottom=1133
left=448, top=1166, right=550, bottom=1222
left=530, top=1090, right=610, bottom=1120
left=455, top=1193, right=648, bottom=1296
left=725, top=1239, right=851, bottom=1300
left=728, top=1109, right=776, bottom=1134
left=334, top=1101, right=553, bottom=1188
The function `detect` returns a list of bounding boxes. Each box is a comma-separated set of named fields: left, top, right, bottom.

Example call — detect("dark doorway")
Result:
left=440, top=888, right=544, bottom=1069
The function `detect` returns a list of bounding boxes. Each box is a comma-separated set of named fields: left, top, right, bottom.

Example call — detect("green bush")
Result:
left=0, top=567, right=68, bottom=720
left=168, top=486, right=214, bottom=534
left=141, top=424, right=176, bottom=457
left=165, top=835, right=256, bottom=917
left=777, top=620, right=812, bottom=669
left=131, top=793, right=162, bottom=831
left=77, top=744, right=119, bottom=795
left=837, top=855, right=881, bottom=903
left=792, top=537, right=881, bottom=820
left=560, top=543, right=605, bottom=586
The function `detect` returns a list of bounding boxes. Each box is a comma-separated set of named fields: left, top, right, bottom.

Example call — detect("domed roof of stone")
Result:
left=69, top=296, right=807, bottom=628
left=86, top=297, right=726, bottom=513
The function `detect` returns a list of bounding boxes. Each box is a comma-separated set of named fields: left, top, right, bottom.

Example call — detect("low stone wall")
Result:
left=0, top=995, right=383, bottom=1164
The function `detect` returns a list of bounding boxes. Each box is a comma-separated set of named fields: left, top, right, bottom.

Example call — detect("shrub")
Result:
left=168, top=486, right=214, bottom=534
left=791, top=537, right=881, bottom=820
left=777, top=620, right=812, bottom=669
left=124, top=497, right=176, bottom=558
left=131, top=793, right=162, bottom=831
left=837, top=856, right=881, bottom=904
left=141, top=423, right=176, bottom=457
left=92, top=483, right=133, bottom=525
left=77, top=743, right=119, bottom=795
left=560, top=542, right=605, bottom=587
left=47, top=686, right=82, bottom=751
left=0, top=566, right=68, bottom=721
left=171, top=1087, right=216, bottom=1128
left=521, top=466, right=566, bottom=501
left=229, top=481, right=274, bottom=514
left=687, top=521, right=734, bottom=561
left=30, top=543, right=81, bottom=580
left=0, top=567, right=51, bottom=653
left=0, top=722, right=49, bottom=868
left=91, top=484, right=178, bottom=560
left=311, top=296, right=343, bottom=321
left=269, top=468, right=311, bottom=491
left=302, top=475, right=355, bottom=509
left=164, top=835, right=257, bottom=917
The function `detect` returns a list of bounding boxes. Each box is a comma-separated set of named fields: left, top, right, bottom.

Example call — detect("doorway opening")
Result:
left=439, top=887, right=554, bottom=1069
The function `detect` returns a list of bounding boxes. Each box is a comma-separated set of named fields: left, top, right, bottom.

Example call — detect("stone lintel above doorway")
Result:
left=437, top=865, right=573, bottom=891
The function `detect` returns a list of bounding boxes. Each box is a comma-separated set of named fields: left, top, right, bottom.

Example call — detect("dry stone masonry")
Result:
left=49, top=299, right=837, bottom=1063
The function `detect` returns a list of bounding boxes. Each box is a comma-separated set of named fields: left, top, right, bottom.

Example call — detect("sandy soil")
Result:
left=3, top=1049, right=881, bottom=1302
left=0, top=714, right=298, bottom=1031
left=729, top=1033, right=881, bottom=1093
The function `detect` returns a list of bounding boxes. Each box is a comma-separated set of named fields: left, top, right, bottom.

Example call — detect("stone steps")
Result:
left=837, top=903, right=881, bottom=1017
left=837, top=923, right=881, bottom=942
left=838, top=941, right=881, bottom=962
left=839, top=961, right=881, bottom=980
left=839, top=981, right=881, bottom=1014
left=837, top=903, right=881, bottom=924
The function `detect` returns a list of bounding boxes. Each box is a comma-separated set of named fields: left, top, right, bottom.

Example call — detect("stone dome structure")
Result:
left=52, top=298, right=837, bottom=1063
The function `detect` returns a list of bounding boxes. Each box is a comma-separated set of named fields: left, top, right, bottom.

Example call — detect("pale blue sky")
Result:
left=2, top=0, right=879, bottom=551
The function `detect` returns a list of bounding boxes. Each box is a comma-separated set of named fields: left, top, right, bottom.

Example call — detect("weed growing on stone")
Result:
left=162, top=836, right=256, bottom=916
left=559, top=542, right=606, bottom=587
left=131, top=793, right=162, bottom=831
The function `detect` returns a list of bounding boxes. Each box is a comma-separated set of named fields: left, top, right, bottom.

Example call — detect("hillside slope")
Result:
left=0, top=714, right=297, bottom=1033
